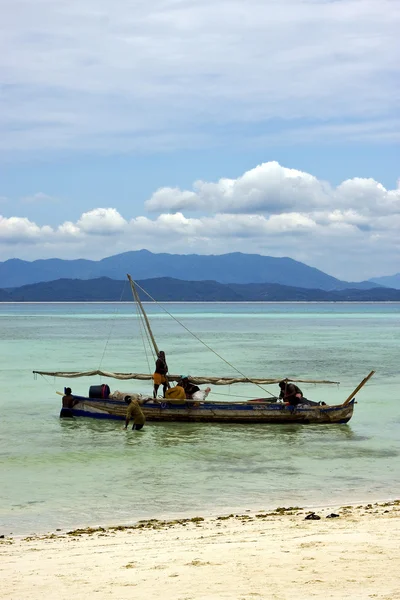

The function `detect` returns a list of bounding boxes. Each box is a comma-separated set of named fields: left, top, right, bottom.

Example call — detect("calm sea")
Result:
left=1, top=302, right=399, bottom=536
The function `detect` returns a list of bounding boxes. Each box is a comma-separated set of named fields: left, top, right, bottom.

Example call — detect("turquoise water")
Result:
left=1, top=302, right=399, bottom=536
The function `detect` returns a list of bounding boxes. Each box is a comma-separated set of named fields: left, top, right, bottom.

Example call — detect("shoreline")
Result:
left=2, top=500, right=399, bottom=600
left=3, top=493, right=399, bottom=540
left=4, top=498, right=400, bottom=542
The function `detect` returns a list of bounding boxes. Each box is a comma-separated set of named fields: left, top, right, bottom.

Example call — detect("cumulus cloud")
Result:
left=1, top=162, right=400, bottom=279
left=146, top=161, right=400, bottom=217
left=0, top=0, right=399, bottom=155
left=146, top=162, right=332, bottom=213
left=0, top=215, right=53, bottom=244
left=76, top=208, right=128, bottom=235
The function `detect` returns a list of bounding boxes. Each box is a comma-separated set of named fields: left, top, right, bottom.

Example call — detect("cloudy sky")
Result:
left=1, top=0, right=399, bottom=280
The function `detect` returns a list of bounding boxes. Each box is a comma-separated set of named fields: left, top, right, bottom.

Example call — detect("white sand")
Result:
left=1, top=501, right=400, bottom=600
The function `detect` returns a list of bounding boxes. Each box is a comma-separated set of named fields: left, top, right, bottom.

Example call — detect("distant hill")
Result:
left=369, top=273, right=400, bottom=290
left=2, top=277, right=399, bottom=302
left=0, top=288, right=11, bottom=301
left=0, top=250, right=382, bottom=291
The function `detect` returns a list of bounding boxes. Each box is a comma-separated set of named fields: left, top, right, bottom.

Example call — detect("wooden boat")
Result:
left=33, top=275, right=375, bottom=425
left=58, top=394, right=357, bottom=424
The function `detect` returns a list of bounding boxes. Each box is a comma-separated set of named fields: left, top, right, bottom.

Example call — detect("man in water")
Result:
left=60, top=387, right=79, bottom=418
left=153, top=350, right=169, bottom=398
left=123, top=396, right=150, bottom=430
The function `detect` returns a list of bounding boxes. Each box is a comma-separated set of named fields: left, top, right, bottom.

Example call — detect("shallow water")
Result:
left=1, top=302, right=399, bottom=535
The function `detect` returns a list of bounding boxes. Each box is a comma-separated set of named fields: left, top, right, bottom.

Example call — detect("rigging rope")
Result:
left=132, top=279, right=276, bottom=398
left=98, top=280, right=127, bottom=372
left=39, top=373, right=60, bottom=394
left=134, top=295, right=156, bottom=376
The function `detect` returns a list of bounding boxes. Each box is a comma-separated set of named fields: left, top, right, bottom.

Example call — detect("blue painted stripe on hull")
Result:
left=73, top=395, right=353, bottom=413
left=69, top=398, right=354, bottom=423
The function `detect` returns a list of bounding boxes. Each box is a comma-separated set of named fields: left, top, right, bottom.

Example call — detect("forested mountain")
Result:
left=0, top=250, right=382, bottom=290
left=2, top=277, right=399, bottom=302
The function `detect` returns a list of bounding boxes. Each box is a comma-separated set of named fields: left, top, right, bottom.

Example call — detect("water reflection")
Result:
left=59, top=416, right=122, bottom=435
left=58, top=416, right=360, bottom=452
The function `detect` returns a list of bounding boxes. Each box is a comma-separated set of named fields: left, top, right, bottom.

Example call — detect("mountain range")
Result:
left=0, top=249, right=389, bottom=290
left=2, top=277, right=400, bottom=302
left=369, top=273, right=400, bottom=289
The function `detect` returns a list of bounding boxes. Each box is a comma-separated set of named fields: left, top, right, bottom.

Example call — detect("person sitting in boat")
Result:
left=180, top=376, right=211, bottom=401
left=153, top=350, right=169, bottom=399
left=123, top=395, right=149, bottom=430
left=278, top=381, right=325, bottom=407
left=165, top=382, right=186, bottom=402
left=60, top=387, right=79, bottom=418
left=278, top=381, right=304, bottom=406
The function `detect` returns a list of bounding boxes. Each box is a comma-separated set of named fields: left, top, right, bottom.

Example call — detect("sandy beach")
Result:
left=1, top=501, right=399, bottom=600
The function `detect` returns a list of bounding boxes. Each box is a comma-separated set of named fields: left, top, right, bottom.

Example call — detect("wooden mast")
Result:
left=127, top=274, right=159, bottom=357
left=342, top=370, right=375, bottom=405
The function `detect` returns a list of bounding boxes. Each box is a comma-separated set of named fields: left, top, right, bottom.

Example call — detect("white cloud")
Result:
left=0, top=215, right=53, bottom=244
left=146, top=161, right=400, bottom=216
left=57, top=221, right=81, bottom=237
left=0, top=0, right=399, bottom=154
left=76, top=208, right=128, bottom=235
left=1, top=162, right=399, bottom=280
left=146, top=163, right=327, bottom=213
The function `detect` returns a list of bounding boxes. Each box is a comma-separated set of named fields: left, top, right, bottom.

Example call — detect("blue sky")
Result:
left=1, top=0, right=399, bottom=281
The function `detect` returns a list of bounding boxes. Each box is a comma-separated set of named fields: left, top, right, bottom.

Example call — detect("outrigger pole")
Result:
left=127, top=274, right=159, bottom=357
left=342, top=370, right=375, bottom=405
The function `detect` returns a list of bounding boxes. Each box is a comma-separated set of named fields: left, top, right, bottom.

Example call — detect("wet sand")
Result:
left=1, top=501, right=399, bottom=600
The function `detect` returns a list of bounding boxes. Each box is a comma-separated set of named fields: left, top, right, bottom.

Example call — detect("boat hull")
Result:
left=68, top=396, right=355, bottom=424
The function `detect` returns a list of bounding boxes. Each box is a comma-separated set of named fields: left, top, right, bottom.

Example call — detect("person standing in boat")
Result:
left=60, top=387, right=79, bottom=418
left=153, top=350, right=169, bottom=398
left=278, top=381, right=303, bottom=406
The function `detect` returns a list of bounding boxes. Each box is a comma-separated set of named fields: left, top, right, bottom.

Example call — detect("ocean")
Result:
left=1, top=302, right=399, bottom=536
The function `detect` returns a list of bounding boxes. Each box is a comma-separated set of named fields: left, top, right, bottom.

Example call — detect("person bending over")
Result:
left=278, top=381, right=303, bottom=406
left=123, top=396, right=150, bottom=430
left=165, top=383, right=186, bottom=401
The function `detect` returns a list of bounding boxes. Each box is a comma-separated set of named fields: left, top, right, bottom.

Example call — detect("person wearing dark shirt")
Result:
left=60, top=387, right=79, bottom=418
left=153, top=350, right=169, bottom=398
left=278, top=381, right=303, bottom=406
left=179, top=376, right=200, bottom=399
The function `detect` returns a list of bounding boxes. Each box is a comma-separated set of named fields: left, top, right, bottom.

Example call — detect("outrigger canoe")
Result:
left=33, top=275, right=375, bottom=425
left=61, top=394, right=357, bottom=425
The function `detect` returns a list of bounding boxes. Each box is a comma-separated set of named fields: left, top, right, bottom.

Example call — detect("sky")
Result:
left=0, top=0, right=399, bottom=281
